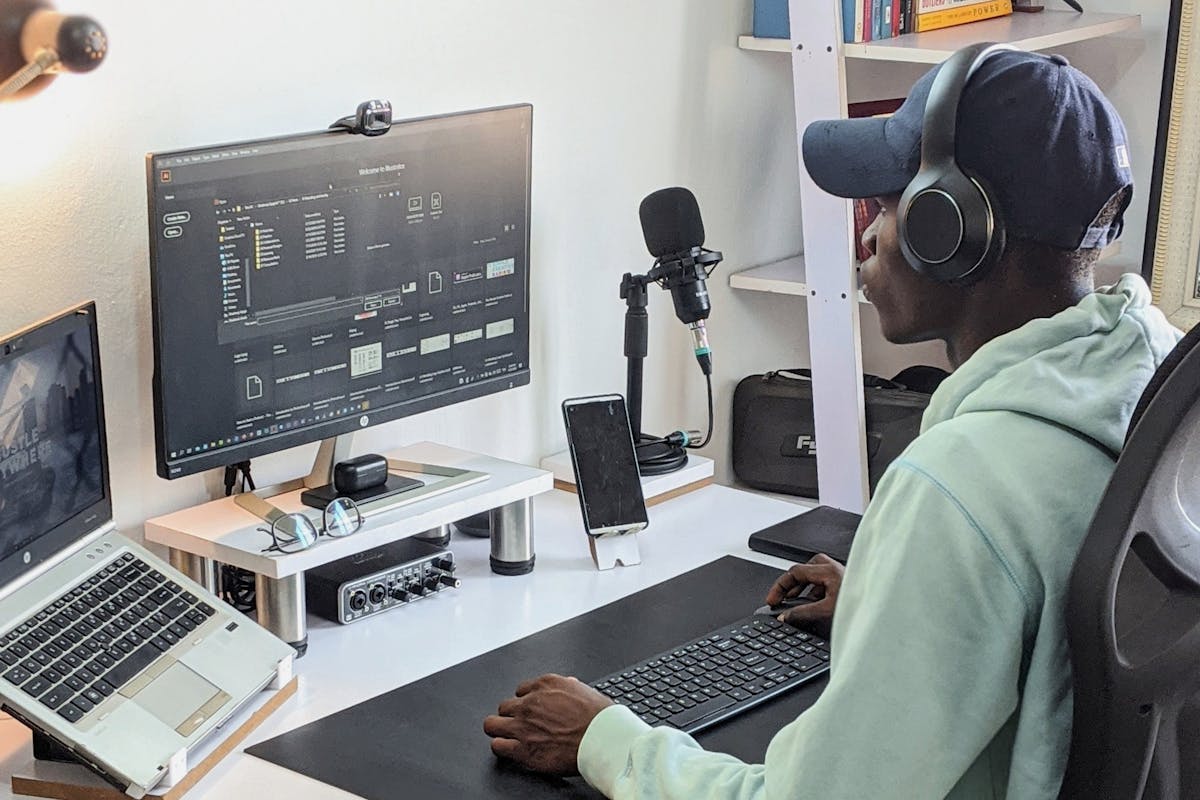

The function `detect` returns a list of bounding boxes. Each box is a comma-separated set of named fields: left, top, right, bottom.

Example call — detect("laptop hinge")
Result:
left=0, top=523, right=117, bottom=606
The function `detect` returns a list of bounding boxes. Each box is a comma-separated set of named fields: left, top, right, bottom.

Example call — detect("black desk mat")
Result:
left=247, top=556, right=828, bottom=799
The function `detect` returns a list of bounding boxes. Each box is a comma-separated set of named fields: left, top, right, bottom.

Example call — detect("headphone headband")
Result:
left=921, top=43, right=1018, bottom=167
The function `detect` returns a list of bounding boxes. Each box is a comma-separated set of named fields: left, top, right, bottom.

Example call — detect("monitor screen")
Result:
left=147, top=104, right=532, bottom=479
left=0, top=304, right=110, bottom=587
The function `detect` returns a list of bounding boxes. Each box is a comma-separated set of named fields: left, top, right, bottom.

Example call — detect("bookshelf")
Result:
left=734, top=0, right=1142, bottom=514
left=729, top=243, right=1123, bottom=300
left=738, top=10, right=1140, bottom=63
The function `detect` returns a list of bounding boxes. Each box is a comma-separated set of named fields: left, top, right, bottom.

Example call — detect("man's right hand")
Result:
left=765, top=554, right=845, bottom=628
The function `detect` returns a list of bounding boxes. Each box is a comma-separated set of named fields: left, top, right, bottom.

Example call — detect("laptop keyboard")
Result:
left=590, top=614, right=830, bottom=734
left=0, top=553, right=217, bottom=725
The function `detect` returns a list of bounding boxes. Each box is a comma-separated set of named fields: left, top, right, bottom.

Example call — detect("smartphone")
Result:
left=562, top=394, right=649, bottom=537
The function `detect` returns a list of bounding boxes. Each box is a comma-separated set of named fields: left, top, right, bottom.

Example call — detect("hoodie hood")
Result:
left=922, top=274, right=1182, bottom=456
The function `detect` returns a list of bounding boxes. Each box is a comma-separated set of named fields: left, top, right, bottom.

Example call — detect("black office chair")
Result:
left=1060, top=323, right=1200, bottom=800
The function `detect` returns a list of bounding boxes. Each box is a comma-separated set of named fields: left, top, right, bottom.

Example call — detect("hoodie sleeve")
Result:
left=577, top=460, right=1031, bottom=799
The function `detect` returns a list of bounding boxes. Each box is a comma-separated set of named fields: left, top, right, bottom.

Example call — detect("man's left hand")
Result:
left=484, top=674, right=614, bottom=776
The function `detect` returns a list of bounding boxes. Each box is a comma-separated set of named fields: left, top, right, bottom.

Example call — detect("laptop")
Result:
left=0, top=302, right=294, bottom=798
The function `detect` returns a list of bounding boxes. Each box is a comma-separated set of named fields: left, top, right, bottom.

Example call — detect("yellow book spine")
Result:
left=915, top=0, right=1012, bottom=31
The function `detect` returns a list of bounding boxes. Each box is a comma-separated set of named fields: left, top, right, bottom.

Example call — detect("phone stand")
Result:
left=589, top=531, right=642, bottom=570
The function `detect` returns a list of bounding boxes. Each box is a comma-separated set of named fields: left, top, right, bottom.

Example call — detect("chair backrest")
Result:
left=1060, top=323, right=1200, bottom=799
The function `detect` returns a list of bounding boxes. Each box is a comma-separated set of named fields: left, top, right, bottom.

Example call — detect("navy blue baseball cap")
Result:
left=801, top=48, right=1133, bottom=250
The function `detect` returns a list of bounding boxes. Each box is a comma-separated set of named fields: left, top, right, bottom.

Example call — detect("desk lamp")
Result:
left=0, top=0, right=106, bottom=100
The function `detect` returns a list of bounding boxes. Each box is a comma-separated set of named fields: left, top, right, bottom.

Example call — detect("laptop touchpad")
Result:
left=132, top=662, right=231, bottom=737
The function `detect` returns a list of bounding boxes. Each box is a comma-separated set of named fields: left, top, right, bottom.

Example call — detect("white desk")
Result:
left=0, top=486, right=802, bottom=800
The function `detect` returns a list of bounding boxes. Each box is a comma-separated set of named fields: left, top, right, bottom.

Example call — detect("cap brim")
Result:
left=801, top=116, right=914, bottom=199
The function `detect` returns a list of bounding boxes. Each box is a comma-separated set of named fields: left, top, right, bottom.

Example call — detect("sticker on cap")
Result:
left=1116, top=145, right=1131, bottom=169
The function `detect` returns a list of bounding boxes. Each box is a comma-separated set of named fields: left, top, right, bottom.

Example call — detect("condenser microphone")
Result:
left=639, top=187, right=721, bottom=375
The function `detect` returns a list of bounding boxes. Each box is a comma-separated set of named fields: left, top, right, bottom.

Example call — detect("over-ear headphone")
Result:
left=897, top=42, right=1017, bottom=284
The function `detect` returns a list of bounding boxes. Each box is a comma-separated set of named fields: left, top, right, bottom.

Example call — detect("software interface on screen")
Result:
left=0, top=326, right=104, bottom=558
left=149, top=105, right=531, bottom=477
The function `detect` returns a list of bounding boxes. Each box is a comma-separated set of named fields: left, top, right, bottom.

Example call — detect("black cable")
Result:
left=220, top=460, right=258, bottom=615
left=635, top=373, right=715, bottom=474
left=635, top=436, right=689, bottom=475
left=687, top=373, right=715, bottom=449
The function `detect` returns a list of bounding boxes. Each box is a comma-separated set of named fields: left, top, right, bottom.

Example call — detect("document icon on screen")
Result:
left=246, top=375, right=263, bottom=400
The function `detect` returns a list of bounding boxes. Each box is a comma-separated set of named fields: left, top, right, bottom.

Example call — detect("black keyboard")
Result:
left=0, top=552, right=219, bottom=725
left=590, top=614, right=830, bottom=733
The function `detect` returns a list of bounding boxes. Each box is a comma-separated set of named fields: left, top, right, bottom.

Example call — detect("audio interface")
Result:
left=305, top=538, right=460, bottom=624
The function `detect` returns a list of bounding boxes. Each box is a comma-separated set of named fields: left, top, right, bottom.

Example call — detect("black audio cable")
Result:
left=635, top=373, right=715, bottom=474
left=221, top=460, right=258, bottom=615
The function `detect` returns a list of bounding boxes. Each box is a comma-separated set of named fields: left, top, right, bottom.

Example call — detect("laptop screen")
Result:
left=0, top=304, right=110, bottom=588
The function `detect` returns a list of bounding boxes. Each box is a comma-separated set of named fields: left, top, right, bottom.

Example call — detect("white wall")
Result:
left=0, top=0, right=1172, bottom=531
left=0, top=1, right=808, bottom=534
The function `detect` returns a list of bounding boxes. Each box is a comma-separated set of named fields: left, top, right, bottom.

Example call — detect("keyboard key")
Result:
left=91, top=680, right=115, bottom=697
left=104, top=644, right=160, bottom=689
left=22, top=676, right=50, bottom=697
left=40, top=686, right=71, bottom=710
left=82, top=687, right=104, bottom=705
left=71, top=695, right=94, bottom=713
left=4, top=666, right=31, bottom=686
left=57, top=703, right=84, bottom=723
left=671, top=695, right=736, bottom=728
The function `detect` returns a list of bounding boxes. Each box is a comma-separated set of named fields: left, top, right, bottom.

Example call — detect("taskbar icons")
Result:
left=456, top=362, right=526, bottom=386
left=169, top=400, right=371, bottom=459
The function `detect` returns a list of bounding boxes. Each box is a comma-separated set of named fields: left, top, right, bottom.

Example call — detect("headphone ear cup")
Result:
left=898, top=169, right=1004, bottom=284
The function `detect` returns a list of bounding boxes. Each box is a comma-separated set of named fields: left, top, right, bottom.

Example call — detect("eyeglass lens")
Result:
left=273, top=514, right=319, bottom=553
left=324, top=497, right=361, bottom=538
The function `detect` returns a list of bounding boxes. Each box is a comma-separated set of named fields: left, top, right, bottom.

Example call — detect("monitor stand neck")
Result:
left=251, top=433, right=356, bottom=498
left=303, top=433, right=356, bottom=489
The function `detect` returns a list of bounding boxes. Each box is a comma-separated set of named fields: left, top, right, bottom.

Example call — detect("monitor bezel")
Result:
left=0, top=302, right=112, bottom=590
left=146, top=103, right=533, bottom=480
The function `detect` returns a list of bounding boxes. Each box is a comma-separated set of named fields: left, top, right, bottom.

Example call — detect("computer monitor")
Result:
left=0, top=303, right=110, bottom=587
left=146, top=104, right=532, bottom=480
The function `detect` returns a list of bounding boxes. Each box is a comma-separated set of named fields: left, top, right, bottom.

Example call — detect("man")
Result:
left=484, top=46, right=1182, bottom=798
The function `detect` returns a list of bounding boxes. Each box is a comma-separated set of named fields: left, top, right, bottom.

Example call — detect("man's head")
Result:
left=801, top=45, right=1133, bottom=354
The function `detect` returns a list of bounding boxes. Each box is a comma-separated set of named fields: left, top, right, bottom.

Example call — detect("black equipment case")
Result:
left=731, top=367, right=946, bottom=498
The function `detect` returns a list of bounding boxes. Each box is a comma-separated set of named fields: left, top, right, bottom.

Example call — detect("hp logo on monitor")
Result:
left=360, top=415, right=370, bottom=428
left=23, top=552, right=31, bottom=565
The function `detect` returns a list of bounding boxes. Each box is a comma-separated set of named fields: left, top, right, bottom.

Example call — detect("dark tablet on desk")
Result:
left=747, top=505, right=862, bottom=564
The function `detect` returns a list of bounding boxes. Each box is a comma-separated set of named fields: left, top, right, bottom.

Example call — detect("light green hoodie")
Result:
left=577, top=274, right=1181, bottom=799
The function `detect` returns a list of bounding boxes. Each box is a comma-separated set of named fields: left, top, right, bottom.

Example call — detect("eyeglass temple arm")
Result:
left=234, top=491, right=289, bottom=525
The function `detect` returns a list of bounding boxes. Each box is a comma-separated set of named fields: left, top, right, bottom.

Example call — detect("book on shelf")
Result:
left=844, top=101, right=897, bottom=261
left=842, top=0, right=1013, bottom=41
left=916, top=0, right=1013, bottom=31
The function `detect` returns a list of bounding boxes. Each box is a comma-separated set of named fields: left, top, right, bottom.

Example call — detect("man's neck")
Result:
left=942, top=275, right=1094, bottom=369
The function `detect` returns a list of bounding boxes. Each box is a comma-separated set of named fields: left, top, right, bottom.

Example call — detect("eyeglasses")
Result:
left=235, top=493, right=363, bottom=555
